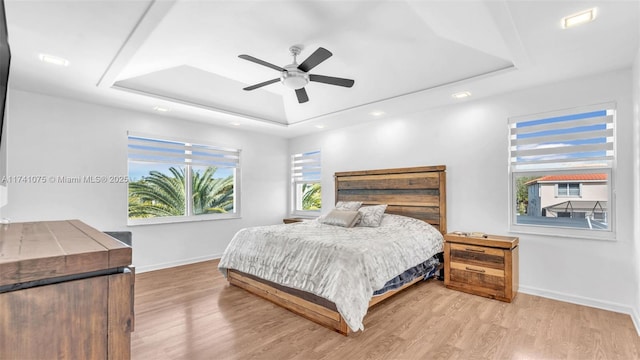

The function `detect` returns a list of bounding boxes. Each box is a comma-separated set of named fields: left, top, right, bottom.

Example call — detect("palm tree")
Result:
left=128, top=167, right=185, bottom=218
left=301, top=183, right=321, bottom=210
left=192, top=167, right=234, bottom=214
left=128, top=166, right=234, bottom=218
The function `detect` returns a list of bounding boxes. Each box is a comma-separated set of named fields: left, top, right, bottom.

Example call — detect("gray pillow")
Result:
left=320, top=209, right=362, bottom=228
left=335, top=201, right=362, bottom=211
left=357, top=205, right=387, bottom=227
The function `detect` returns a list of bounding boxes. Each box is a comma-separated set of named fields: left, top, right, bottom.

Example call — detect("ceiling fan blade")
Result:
left=295, top=88, right=309, bottom=103
left=298, top=47, right=332, bottom=72
left=243, top=78, right=280, bottom=91
left=238, top=54, right=285, bottom=72
left=309, top=74, right=355, bottom=88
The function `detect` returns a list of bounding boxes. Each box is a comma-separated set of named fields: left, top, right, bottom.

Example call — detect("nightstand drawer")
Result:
left=449, top=262, right=504, bottom=277
left=449, top=262, right=505, bottom=296
left=450, top=243, right=504, bottom=270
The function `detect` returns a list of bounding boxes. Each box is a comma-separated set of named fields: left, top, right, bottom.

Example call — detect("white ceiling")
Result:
left=4, top=0, right=639, bottom=138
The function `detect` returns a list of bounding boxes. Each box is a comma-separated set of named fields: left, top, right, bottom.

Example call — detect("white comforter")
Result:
left=218, top=214, right=443, bottom=332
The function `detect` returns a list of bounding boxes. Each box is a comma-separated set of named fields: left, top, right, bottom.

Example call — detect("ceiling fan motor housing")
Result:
left=281, top=64, right=309, bottom=89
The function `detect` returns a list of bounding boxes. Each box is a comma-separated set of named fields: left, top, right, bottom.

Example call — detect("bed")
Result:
left=218, top=165, right=447, bottom=335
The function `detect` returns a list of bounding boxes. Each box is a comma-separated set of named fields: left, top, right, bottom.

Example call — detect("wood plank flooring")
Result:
left=132, top=259, right=640, bottom=360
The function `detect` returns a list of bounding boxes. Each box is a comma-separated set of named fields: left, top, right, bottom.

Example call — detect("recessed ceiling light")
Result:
left=562, top=8, right=597, bottom=29
left=38, top=54, right=69, bottom=67
left=153, top=106, right=170, bottom=113
left=315, top=124, right=325, bottom=129
left=452, top=91, right=471, bottom=99
left=370, top=111, right=385, bottom=117
left=230, top=122, right=241, bottom=126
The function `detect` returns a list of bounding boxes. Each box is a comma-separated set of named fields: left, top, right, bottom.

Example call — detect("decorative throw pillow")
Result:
left=319, top=209, right=362, bottom=228
left=357, top=205, right=387, bottom=227
left=335, top=201, right=363, bottom=211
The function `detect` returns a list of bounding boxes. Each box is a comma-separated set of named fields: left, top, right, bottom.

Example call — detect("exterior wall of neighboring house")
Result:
left=538, top=181, right=608, bottom=212
left=524, top=178, right=607, bottom=224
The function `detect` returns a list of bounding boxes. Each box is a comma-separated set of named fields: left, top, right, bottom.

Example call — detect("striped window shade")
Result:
left=509, top=104, right=615, bottom=171
left=292, top=150, right=321, bottom=182
left=128, top=134, right=240, bottom=169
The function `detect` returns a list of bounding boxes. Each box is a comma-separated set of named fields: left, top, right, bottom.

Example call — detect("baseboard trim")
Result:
left=135, top=253, right=223, bottom=273
left=632, top=306, right=640, bottom=337
left=520, top=285, right=639, bottom=335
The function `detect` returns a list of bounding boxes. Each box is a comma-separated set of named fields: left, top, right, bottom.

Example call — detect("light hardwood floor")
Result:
left=132, top=259, right=640, bottom=360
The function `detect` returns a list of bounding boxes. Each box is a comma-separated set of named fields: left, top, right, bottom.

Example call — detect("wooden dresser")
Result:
left=0, top=220, right=134, bottom=359
left=443, top=233, right=519, bottom=303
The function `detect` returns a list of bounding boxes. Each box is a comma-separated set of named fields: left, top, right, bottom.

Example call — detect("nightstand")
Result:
left=283, top=218, right=306, bottom=224
left=443, top=233, right=519, bottom=303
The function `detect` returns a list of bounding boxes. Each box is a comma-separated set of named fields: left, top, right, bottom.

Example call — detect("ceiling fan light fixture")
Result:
left=281, top=66, right=309, bottom=89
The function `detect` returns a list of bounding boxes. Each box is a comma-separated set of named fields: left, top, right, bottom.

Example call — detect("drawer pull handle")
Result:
left=465, top=248, right=485, bottom=253
left=465, top=266, right=486, bottom=273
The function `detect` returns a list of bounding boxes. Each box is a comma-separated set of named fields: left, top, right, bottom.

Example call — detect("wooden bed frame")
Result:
left=227, top=165, right=447, bottom=335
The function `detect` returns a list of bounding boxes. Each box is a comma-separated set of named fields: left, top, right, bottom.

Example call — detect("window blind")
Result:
left=509, top=105, right=614, bottom=171
left=128, top=135, right=240, bottom=168
left=292, top=150, right=321, bottom=182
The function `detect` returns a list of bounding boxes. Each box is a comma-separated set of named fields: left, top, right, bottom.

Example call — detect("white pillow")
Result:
left=335, top=201, right=363, bottom=211
left=357, top=205, right=387, bottom=227
left=319, top=209, right=362, bottom=228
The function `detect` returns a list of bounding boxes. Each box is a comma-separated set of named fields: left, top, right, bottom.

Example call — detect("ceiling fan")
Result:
left=239, top=45, right=355, bottom=104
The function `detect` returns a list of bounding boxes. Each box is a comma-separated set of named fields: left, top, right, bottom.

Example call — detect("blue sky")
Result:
left=514, top=109, right=610, bottom=164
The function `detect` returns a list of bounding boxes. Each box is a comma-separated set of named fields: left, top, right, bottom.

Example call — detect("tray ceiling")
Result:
left=5, top=0, right=639, bottom=136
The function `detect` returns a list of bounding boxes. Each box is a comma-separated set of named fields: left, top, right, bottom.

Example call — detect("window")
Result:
left=509, top=103, right=615, bottom=238
left=127, top=133, right=240, bottom=225
left=557, top=183, right=580, bottom=197
left=291, top=150, right=321, bottom=215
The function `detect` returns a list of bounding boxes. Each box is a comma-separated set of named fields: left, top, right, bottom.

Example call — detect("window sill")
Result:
left=509, top=224, right=616, bottom=241
left=127, top=213, right=240, bottom=226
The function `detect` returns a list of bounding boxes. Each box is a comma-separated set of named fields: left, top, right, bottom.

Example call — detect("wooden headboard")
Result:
left=334, top=165, right=447, bottom=234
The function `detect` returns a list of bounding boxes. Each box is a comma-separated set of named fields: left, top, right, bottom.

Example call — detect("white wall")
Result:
left=632, top=42, right=640, bottom=332
left=291, top=68, right=638, bottom=316
left=4, top=90, right=288, bottom=271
